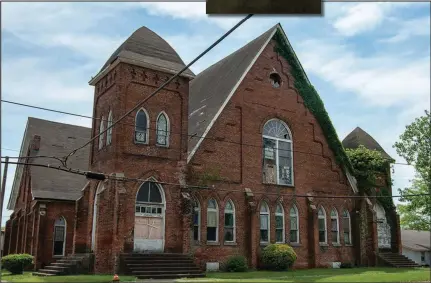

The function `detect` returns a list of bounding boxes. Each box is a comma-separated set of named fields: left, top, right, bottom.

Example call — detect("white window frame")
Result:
left=262, top=119, right=294, bottom=186
left=224, top=200, right=236, bottom=243
left=275, top=203, right=285, bottom=243
left=107, top=110, right=113, bottom=145
left=318, top=206, right=327, bottom=244
left=260, top=201, right=270, bottom=244
left=98, top=116, right=105, bottom=149
left=330, top=208, right=340, bottom=244
left=135, top=108, right=149, bottom=144
left=207, top=199, right=219, bottom=243
left=342, top=209, right=352, bottom=245
left=53, top=216, right=67, bottom=257
left=289, top=204, right=299, bottom=244
left=156, top=111, right=170, bottom=147
left=193, top=197, right=200, bottom=242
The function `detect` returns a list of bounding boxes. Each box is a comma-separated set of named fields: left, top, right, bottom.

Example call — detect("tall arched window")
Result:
left=156, top=112, right=169, bottom=146
left=330, top=208, right=339, bottom=244
left=207, top=199, right=218, bottom=242
left=91, top=183, right=104, bottom=251
left=262, top=119, right=293, bottom=186
left=98, top=116, right=105, bottom=149
left=106, top=111, right=113, bottom=145
left=192, top=197, right=200, bottom=242
left=260, top=201, right=270, bottom=244
left=135, top=109, right=149, bottom=144
left=342, top=209, right=351, bottom=245
left=289, top=204, right=299, bottom=243
left=224, top=200, right=235, bottom=243
left=275, top=203, right=285, bottom=243
left=318, top=207, right=327, bottom=244
left=53, top=217, right=66, bottom=256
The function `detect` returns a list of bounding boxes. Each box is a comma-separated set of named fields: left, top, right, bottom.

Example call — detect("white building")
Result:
left=401, top=230, right=431, bottom=266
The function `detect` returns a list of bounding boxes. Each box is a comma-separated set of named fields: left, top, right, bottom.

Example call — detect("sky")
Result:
left=1, top=2, right=430, bottom=223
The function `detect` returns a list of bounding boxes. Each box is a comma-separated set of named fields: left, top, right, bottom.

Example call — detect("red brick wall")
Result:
left=188, top=40, right=357, bottom=269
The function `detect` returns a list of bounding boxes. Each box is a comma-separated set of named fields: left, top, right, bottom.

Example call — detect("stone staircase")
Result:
left=379, top=252, right=421, bottom=268
left=121, top=253, right=205, bottom=280
left=33, top=254, right=91, bottom=276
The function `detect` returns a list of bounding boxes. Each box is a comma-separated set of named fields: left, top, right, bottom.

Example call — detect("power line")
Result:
left=1, top=160, right=428, bottom=200
left=63, top=14, right=253, bottom=166
left=1, top=100, right=415, bottom=167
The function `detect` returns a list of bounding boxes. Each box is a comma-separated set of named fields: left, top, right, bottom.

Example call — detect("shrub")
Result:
left=340, top=262, right=353, bottom=268
left=224, top=255, right=248, bottom=272
left=261, top=244, right=297, bottom=271
left=2, top=254, right=34, bottom=274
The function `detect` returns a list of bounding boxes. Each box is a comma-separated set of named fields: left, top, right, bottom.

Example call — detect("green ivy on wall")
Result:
left=272, top=30, right=354, bottom=175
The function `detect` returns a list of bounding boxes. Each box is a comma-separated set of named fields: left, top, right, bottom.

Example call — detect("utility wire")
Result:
left=62, top=14, right=253, bottom=166
left=1, top=100, right=414, bottom=167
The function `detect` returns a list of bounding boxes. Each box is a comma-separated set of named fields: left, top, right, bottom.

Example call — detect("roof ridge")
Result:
left=28, top=117, right=91, bottom=129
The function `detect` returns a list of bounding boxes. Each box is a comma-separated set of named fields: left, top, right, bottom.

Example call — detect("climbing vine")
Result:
left=191, top=166, right=224, bottom=186
left=273, top=31, right=354, bottom=175
left=345, top=145, right=394, bottom=211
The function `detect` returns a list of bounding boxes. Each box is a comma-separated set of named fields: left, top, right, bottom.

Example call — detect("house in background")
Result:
left=401, top=230, right=431, bottom=266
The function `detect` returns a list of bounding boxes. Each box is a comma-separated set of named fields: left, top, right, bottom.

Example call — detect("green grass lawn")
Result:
left=179, top=267, right=431, bottom=282
left=1, top=271, right=137, bottom=282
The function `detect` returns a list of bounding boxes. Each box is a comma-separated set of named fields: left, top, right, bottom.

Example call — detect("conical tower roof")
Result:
left=342, top=127, right=393, bottom=160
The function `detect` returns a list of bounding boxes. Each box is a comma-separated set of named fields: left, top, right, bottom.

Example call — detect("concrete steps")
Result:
left=121, top=253, right=205, bottom=280
left=379, top=252, right=421, bottom=268
left=32, top=254, right=89, bottom=276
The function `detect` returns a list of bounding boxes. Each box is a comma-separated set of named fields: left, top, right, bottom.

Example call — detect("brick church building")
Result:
left=4, top=23, right=403, bottom=275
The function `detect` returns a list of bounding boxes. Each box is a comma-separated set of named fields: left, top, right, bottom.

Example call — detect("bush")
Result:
left=2, top=254, right=34, bottom=274
left=261, top=244, right=297, bottom=271
left=224, top=255, right=248, bottom=272
left=340, top=262, right=353, bottom=268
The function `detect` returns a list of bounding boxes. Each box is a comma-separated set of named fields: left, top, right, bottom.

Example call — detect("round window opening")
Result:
left=270, top=73, right=282, bottom=88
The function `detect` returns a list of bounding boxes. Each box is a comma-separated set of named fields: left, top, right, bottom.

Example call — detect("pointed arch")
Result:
left=260, top=201, right=270, bottom=244
left=207, top=198, right=219, bottom=242
left=262, top=118, right=294, bottom=186
left=224, top=199, right=235, bottom=243
left=330, top=207, right=340, bottom=244
left=98, top=116, right=105, bottom=149
left=275, top=202, right=285, bottom=243
left=318, top=206, right=327, bottom=244
left=156, top=111, right=170, bottom=147
left=53, top=216, right=66, bottom=256
left=91, top=182, right=104, bottom=251
left=289, top=204, right=299, bottom=243
left=135, top=108, right=149, bottom=144
left=342, top=209, right=352, bottom=245
left=107, top=110, right=113, bottom=145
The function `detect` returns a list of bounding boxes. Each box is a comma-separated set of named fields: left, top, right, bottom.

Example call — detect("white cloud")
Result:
left=55, top=116, right=93, bottom=128
left=382, top=16, right=431, bottom=43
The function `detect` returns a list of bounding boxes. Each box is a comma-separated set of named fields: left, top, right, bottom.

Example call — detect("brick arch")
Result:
left=258, top=197, right=272, bottom=212
left=259, top=115, right=295, bottom=137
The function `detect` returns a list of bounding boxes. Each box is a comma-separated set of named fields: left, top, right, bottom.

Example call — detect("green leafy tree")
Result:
left=393, top=110, right=431, bottom=231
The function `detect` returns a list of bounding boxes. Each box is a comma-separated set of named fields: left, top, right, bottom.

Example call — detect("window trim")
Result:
left=98, top=116, right=105, bottom=150
left=259, top=201, right=270, bottom=244
left=106, top=111, right=113, bottom=145
left=330, top=208, right=340, bottom=244
left=156, top=111, right=170, bottom=147
left=318, top=206, right=327, bottom=244
left=207, top=199, right=219, bottom=243
left=224, top=199, right=236, bottom=243
left=289, top=204, right=299, bottom=244
left=342, top=209, right=352, bottom=245
left=193, top=197, right=201, bottom=242
left=262, top=119, right=294, bottom=187
left=135, top=108, right=150, bottom=144
left=53, top=216, right=67, bottom=257
left=275, top=203, right=285, bottom=243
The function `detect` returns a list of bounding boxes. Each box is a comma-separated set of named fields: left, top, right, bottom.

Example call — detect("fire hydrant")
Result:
left=112, top=274, right=120, bottom=282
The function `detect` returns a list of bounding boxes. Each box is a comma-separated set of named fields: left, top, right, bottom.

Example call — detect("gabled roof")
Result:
left=187, top=24, right=278, bottom=162
left=342, top=127, right=393, bottom=160
left=401, top=230, right=431, bottom=252
left=7, top=118, right=91, bottom=210
left=90, top=26, right=195, bottom=85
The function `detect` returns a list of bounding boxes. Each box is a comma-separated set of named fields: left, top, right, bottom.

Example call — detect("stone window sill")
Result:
left=332, top=243, right=342, bottom=247
left=224, top=242, right=237, bottom=246
left=260, top=242, right=270, bottom=247
left=345, top=244, right=353, bottom=247
left=262, top=182, right=295, bottom=188
left=207, top=241, right=220, bottom=246
left=319, top=243, right=329, bottom=247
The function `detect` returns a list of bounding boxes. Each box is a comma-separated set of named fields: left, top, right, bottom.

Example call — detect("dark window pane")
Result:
left=149, top=183, right=162, bottom=203
left=225, top=213, right=234, bottom=227
left=136, top=111, right=147, bottom=132
left=331, top=219, right=338, bottom=231
left=275, top=215, right=283, bottom=229
left=135, top=206, right=140, bottom=213
left=136, top=183, right=150, bottom=202
left=151, top=207, right=157, bottom=214
left=260, top=230, right=268, bottom=242
left=54, top=227, right=65, bottom=241
left=343, top=219, right=350, bottom=230
left=318, top=219, right=325, bottom=230
left=224, top=228, right=234, bottom=242
left=319, top=231, right=326, bottom=243
left=140, top=207, right=146, bottom=213
left=207, top=227, right=217, bottom=241
left=344, top=232, right=350, bottom=244
left=157, top=207, right=162, bottom=214
left=290, top=230, right=298, bottom=243
left=193, top=226, right=199, bottom=241
left=332, top=231, right=338, bottom=243
left=53, top=241, right=64, bottom=256
left=290, top=217, right=298, bottom=230
left=276, top=229, right=284, bottom=242
left=193, top=213, right=199, bottom=225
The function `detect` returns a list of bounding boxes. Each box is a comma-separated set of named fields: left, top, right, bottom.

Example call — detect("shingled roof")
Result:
left=7, top=118, right=91, bottom=210
left=342, top=127, right=393, bottom=160
left=187, top=24, right=278, bottom=161
left=90, top=26, right=195, bottom=85
left=401, top=230, right=431, bottom=252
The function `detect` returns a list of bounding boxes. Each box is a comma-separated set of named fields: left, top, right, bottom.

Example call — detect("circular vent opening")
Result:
left=270, top=73, right=282, bottom=88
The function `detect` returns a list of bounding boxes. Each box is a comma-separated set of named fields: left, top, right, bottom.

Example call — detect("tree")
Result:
left=393, top=110, right=431, bottom=231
